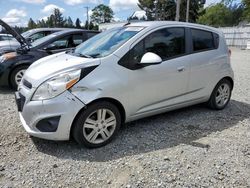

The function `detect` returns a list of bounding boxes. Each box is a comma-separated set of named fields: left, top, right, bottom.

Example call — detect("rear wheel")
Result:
left=208, top=79, right=232, bottom=110
left=72, top=101, right=121, bottom=148
left=10, top=65, right=28, bottom=89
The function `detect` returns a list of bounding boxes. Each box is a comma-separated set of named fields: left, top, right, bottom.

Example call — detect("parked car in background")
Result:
left=0, top=29, right=99, bottom=88
left=0, top=19, right=67, bottom=55
left=21, top=28, right=69, bottom=43
left=0, top=34, right=14, bottom=41
left=15, top=21, right=234, bottom=148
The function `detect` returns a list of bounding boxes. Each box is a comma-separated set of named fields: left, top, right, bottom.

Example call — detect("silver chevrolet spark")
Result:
left=15, top=21, right=234, bottom=148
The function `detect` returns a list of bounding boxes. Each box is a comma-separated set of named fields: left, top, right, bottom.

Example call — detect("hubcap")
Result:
left=83, top=109, right=116, bottom=144
left=15, top=69, right=26, bottom=85
left=215, top=83, right=230, bottom=107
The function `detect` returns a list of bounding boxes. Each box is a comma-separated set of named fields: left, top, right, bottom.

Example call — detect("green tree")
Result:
left=75, top=18, right=81, bottom=28
left=46, top=15, right=55, bottom=27
left=27, top=18, right=37, bottom=29
left=138, top=0, right=204, bottom=22
left=53, top=8, right=65, bottom=27
left=37, top=19, right=47, bottom=27
left=197, top=3, right=232, bottom=27
left=65, top=16, right=74, bottom=27
left=243, top=0, right=250, bottom=21
left=91, top=4, right=114, bottom=23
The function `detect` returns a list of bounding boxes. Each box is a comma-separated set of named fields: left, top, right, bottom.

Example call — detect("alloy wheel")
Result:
left=215, top=83, right=230, bottom=107
left=15, top=69, right=26, bottom=86
left=83, top=108, right=117, bottom=144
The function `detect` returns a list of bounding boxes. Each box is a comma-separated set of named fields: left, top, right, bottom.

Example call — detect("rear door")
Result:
left=188, top=28, right=220, bottom=99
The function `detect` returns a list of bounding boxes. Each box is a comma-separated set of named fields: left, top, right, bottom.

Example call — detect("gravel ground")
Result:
left=0, top=48, right=250, bottom=188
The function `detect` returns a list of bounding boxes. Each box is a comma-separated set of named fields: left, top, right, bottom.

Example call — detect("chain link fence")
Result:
left=219, top=26, right=250, bottom=49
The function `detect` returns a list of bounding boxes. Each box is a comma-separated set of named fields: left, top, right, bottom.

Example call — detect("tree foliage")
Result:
left=91, top=4, right=114, bottom=24
left=242, top=0, right=250, bottom=21
left=75, top=18, right=81, bottom=28
left=138, top=0, right=204, bottom=22
left=197, top=3, right=244, bottom=27
left=27, top=18, right=36, bottom=29
left=25, top=8, right=98, bottom=31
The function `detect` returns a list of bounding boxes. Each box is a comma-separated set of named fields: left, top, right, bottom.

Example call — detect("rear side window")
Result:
left=191, top=29, right=215, bottom=52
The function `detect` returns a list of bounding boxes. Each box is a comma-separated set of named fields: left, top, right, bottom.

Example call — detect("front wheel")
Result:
left=72, top=101, right=121, bottom=148
left=207, top=79, right=232, bottom=110
left=10, top=65, right=28, bottom=89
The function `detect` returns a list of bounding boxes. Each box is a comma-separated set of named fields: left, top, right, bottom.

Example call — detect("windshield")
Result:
left=21, top=30, right=33, bottom=38
left=30, top=34, right=56, bottom=47
left=73, top=26, right=144, bottom=58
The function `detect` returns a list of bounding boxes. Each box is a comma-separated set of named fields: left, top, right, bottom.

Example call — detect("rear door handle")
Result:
left=177, top=66, right=185, bottom=72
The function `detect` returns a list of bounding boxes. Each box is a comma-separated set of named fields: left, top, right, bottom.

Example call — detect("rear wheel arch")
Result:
left=223, top=76, right=234, bottom=90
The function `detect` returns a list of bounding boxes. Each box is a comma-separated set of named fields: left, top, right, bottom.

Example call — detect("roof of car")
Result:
left=0, top=33, right=13, bottom=36
left=126, top=21, right=223, bottom=35
left=50, top=29, right=91, bottom=36
left=26, top=28, right=68, bottom=32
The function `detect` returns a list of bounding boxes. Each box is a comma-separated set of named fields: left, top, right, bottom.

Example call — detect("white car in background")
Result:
left=16, top=21, right=234, bottom=148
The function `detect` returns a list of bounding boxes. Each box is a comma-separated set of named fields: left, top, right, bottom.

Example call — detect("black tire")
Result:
left=207, top=78, right=232, bottom=110
left=72, top=101, right=121, bottom=148
left=10, top=65, right=28, bottom=90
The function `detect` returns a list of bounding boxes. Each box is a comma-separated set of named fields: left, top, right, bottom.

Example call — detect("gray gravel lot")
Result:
left=0, top=48, right=250, bottom=188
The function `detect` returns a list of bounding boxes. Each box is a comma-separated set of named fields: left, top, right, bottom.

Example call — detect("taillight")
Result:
left=228, top=49, right=231, bottom=57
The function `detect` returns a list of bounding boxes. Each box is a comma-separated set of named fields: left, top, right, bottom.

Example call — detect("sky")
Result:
left=0, top=0, right=222, bottom=27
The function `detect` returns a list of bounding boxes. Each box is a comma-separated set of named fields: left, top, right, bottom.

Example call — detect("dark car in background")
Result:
left=0, top=28, right=99, bottom=89
left=0, top=19, right=67, bottom=55
left=21, top=28, right=69, bottom=43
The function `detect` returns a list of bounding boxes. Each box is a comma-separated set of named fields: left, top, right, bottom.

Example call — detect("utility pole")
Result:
left=175, top=0, right=181, bottom=21
left=85, top=6, right=89, bottom=30
left=186, top=0, right=190, bottom=22
left=154, top=0, right=158, bottom=20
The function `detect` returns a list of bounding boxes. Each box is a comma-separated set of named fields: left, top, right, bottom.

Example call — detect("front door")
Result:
left=123, top=27, right=191, bottom=116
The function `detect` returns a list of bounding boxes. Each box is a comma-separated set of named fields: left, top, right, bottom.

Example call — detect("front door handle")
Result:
left=177, top=66, right=185, bottom=72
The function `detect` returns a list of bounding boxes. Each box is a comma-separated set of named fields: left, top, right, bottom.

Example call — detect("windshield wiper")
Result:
left=73, top=52, right=93, bottom=58
left=66, top=48, right=75, bottom=54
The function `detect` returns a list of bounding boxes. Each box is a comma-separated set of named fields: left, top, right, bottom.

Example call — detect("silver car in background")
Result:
left=15, top=21, right=234, bottom=148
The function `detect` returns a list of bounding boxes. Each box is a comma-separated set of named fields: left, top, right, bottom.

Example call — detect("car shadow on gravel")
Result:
left=0, top=87, right=14, bottom=94
left=32, top=99, right=250, bottom=162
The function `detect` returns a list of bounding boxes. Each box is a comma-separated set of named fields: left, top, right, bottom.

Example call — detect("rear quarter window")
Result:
left=191, top=29, right=217, bottom=52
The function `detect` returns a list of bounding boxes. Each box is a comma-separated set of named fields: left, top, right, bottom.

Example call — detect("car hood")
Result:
left=23, top=52, right=101, bottom=87
left=0, top=19, right=28, bottom=47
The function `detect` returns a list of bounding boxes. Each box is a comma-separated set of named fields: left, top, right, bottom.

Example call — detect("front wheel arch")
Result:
left=70, top=97, right=126, bottom=139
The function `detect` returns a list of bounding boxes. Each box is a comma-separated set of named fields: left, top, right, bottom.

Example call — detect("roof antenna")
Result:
left=124, top=11, right=135, bottom=26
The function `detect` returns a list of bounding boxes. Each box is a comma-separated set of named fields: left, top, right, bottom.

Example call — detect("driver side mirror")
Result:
left=139, top=52, right=162, bottom=65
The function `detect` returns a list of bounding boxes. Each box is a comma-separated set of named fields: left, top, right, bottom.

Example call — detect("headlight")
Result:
left=0, top=52, right=17, bottom=63
left=32, top=69, right=81, bottom=101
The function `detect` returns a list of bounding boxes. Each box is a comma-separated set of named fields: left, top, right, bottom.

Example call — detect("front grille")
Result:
left=23, top=79, right=32, bottom=89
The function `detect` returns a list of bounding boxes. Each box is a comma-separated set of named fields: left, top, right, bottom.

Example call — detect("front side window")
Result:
left=119, top=27, right=186, bottom=70
left=191, top=29, right=215, bottom=52
left=44, top=34, right=83, bottom=50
